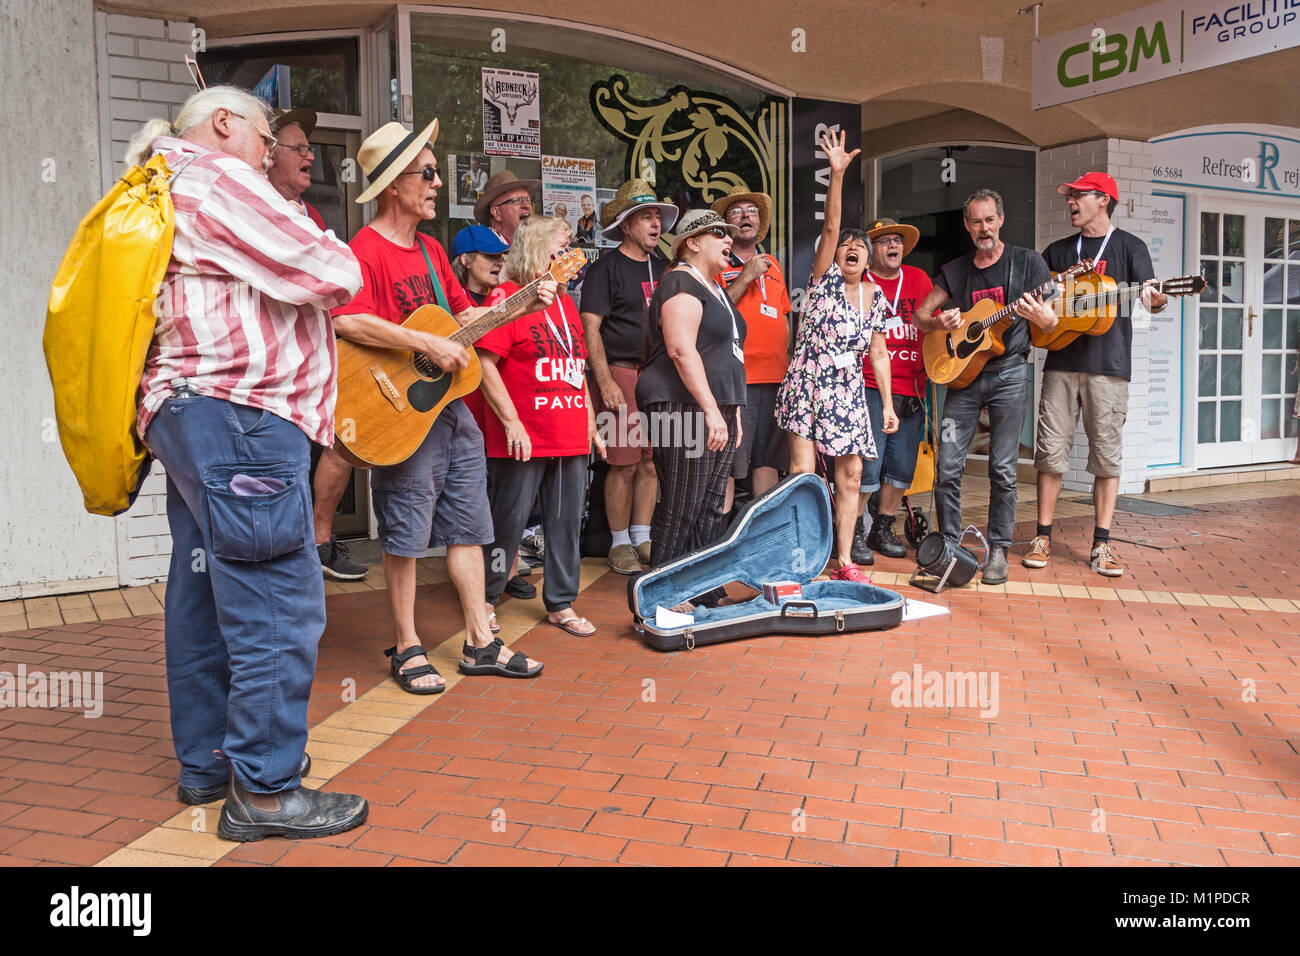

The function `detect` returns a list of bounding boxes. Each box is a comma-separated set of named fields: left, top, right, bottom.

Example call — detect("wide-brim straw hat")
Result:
left=711, top=186, right=771, bottom=243
left=272, top=107, right=317, bottom=138
left=669, top=208, right=739, bottom=259
left=355, top=117, right=439, bottom=205
left=474, top=170, right=541, bottom=223
left=600, top=179, right=679, bottom=241
left=865, top=217, right=920, bottom=257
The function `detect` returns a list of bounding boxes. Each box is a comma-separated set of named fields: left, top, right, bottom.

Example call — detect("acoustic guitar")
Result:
left=334, top=249, right=587, bottom=467
left=923, top=261, right=1092, bottom=389
left=1031, top=273, right=1207, bottom=350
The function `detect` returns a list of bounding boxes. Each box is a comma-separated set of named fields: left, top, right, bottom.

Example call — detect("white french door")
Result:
left=1195, top=200, right=1300, bottom=466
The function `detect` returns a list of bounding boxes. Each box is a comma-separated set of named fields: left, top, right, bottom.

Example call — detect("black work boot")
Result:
left=179, top=752, right=312, bottom=806
left=217, top=768, right=368, bottom=842
left=850, top=517, right=875, bottom=566
left=867, top=514, right=907, bottom=558
left=982, top=546, right=1009, bottom=585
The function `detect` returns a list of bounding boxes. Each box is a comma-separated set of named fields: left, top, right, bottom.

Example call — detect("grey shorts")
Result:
left=733, top=383, right=789, bottom=479
left=1034, top=370, right=1129, bottom=478
left=370, top=400, right=494, bottom=556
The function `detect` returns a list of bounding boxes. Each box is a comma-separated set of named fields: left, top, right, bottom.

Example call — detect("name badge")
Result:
left=732, top=341, right=745, bottom=363
left=760, top=303, right=779, bottom=319
left=833, top=351, right=856, bottom=369
left=561, top=366, right=584, bottom=390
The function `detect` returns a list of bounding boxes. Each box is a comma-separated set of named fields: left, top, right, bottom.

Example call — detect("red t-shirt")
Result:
left=477, top=282, right=589, bottom=458
left=304, top=201, right=327, bottom=231
left=716, top=256, right=793, bottom=385
left=862, top=264, right=932, bottom=398
left=333, top=225, right=473, bottom=322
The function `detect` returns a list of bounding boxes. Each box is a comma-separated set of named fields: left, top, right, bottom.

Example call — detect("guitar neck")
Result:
left=449, top=277, right=544, bottom=347
left=975, top=276, right=1060, bottom=331
left=1067, top=279, right=1172, bottom=312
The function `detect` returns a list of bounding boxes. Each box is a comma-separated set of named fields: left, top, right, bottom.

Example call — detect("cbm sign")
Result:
left=1032, top=0, right=1300, bottom=108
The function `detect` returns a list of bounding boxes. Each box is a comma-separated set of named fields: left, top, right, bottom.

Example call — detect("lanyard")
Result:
left=868, top=269, right=903, bottom=318
left=1077, top=225, right=1114, bottom=269
left=684, top=262, right=742, bottom=347
left=542, top=296, right=574, bottom=357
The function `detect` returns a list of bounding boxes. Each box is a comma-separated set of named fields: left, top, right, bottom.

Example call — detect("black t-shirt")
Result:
left=1041, top=227, right=1154, bottom=380
left=636, top=269, right=747, bottom=408
left=579, top=247, right=668, bottom=363
left=934, top=244, right=1052, bottom=365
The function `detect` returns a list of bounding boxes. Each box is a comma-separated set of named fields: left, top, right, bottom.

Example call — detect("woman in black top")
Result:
left=636, top=209, right=747, bottom=567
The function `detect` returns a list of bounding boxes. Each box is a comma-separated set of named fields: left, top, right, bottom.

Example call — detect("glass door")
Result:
left=1196, top=202, right=1300, bottom=466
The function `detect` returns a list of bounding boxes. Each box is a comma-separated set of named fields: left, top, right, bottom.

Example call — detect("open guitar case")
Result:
left=628, top=473, right=905, bottom=651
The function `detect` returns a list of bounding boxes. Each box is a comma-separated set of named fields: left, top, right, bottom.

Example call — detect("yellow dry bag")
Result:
left=44, top=152, right=184, bottom=516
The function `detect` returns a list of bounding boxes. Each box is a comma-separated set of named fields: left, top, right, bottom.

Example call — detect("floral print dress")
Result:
left=776, top=262, right=887, bottom=458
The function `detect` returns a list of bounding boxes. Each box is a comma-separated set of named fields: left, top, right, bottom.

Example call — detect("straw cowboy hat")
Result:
left=711, top=185, right=771, bottom=243
left=354, top=117, right=439, bottom=205
left=669, top=208, right=738, bottom=259
left=272, top=107, right=317, bottom=138
left=600, top=179, right=679, bottom=241
left=865, top=217, right=920, bottom=257
left=474, top=170, right=542, bottom=224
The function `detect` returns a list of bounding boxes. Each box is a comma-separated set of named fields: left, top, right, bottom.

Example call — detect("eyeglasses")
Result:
left=725, top=205, right=761, bottom=218
left=397, top=166, right=440, bottom=181
left=878, top=236, right=906, bottom=247
left=229, top=113, right=277, bottom=151
left=277, top=143, right=315, bottom=158
left=494, top=196, right=533, bottom=210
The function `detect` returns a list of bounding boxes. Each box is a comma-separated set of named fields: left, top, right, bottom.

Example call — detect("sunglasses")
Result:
left=398, top=166, right=440, bottom=181
left=699, top=226, right=730, bottom=240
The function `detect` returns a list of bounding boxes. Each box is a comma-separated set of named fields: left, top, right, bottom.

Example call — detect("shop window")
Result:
left=200, top=37, right=360, bottom=115
left=406, top=13, right=786, bottom=264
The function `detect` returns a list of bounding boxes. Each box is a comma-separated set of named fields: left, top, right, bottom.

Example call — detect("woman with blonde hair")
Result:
left=477, top=216, right=606, bottom=640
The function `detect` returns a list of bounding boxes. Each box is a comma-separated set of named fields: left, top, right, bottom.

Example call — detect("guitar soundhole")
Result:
left=411, top=353, right=446, bottom=383
left=407, top=376, right=450, bottom=413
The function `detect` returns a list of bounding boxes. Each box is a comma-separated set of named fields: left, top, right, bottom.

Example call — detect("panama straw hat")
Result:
left=711, top=186, right=771, bottom=243
left=669, top=208, right=739, bottom=259
left=600, top=179, right=679, bottom=241
left=474, top=170, right=542, bottom=224
left=354, top=117, right=440, bottom=205
left=272, top=107, right=317, bottom=138
left=865, top=217, right=920, bottom=257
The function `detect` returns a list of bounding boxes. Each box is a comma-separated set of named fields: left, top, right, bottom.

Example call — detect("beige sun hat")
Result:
left=354, top=117, right=440, bottom=205
left=669, top=208, right=739, bottom=258
left=600, top=179, right=679, bottom=241
left=711, top=185, right=771, bottom=243
left=272, top=107, right=317, bottom=138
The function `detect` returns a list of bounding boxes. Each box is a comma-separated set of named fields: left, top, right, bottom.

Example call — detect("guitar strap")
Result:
left=1006, top=244, right=1028, bottom=307
left=416, top=236, right=453, bottom=314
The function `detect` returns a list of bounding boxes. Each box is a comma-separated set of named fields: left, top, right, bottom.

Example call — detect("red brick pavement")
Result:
left=1, top=490, right=1297, bottom=866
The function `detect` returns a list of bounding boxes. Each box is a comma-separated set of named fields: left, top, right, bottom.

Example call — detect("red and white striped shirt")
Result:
left=136, top=136, right=362, bottom=447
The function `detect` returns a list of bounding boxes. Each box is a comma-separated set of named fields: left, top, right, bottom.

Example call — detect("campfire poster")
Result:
left=482, top=67, right=541, bottom=159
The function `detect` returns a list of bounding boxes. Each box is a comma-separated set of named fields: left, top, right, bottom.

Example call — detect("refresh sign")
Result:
left=1151, top=126, right=1300, bottom=198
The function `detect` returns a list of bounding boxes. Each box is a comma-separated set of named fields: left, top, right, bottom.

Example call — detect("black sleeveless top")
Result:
left=636, top=269, right=747, bottom=408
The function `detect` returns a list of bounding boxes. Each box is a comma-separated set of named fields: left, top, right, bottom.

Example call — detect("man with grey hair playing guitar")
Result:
left=915, top=188, right=1058, bottom=584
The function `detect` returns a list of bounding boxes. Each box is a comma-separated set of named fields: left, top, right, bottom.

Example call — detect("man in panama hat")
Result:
left=711, top=185, right=792, bottom=516
left=579, top=179, right=679, bottom=573
left=332, top=119, right=557, bottom=691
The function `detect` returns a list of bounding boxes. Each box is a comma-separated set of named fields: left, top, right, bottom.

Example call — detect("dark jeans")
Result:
left=483, top=455, right=586, bottom=612
left=146, top=394, right=322, bottom=794
left=934, top=360, right=1028, bottom=549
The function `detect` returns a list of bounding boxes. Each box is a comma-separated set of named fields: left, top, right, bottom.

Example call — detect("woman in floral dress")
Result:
left=776, top=129, right=898, bottom=583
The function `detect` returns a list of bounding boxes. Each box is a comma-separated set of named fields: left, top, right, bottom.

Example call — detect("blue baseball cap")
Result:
left=451, top=224, right=509, bottom=258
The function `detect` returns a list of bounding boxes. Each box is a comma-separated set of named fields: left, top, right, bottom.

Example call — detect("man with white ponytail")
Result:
left=131, top=85, right=371, bottom=841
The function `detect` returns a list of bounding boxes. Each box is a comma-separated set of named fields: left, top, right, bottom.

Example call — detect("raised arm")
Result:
left=810, top=128, right=861, bottom=287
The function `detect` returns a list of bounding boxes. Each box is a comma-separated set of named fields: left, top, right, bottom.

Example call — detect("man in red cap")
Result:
left=1026, top=172, right=1167, bottom=578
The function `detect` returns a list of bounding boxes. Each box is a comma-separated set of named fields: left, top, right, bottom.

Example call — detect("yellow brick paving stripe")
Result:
left=94, top=561, right=610, bottom=866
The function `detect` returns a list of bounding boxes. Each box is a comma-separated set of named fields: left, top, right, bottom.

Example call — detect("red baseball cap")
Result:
left=1057, top=172, right=1118, bottom=202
